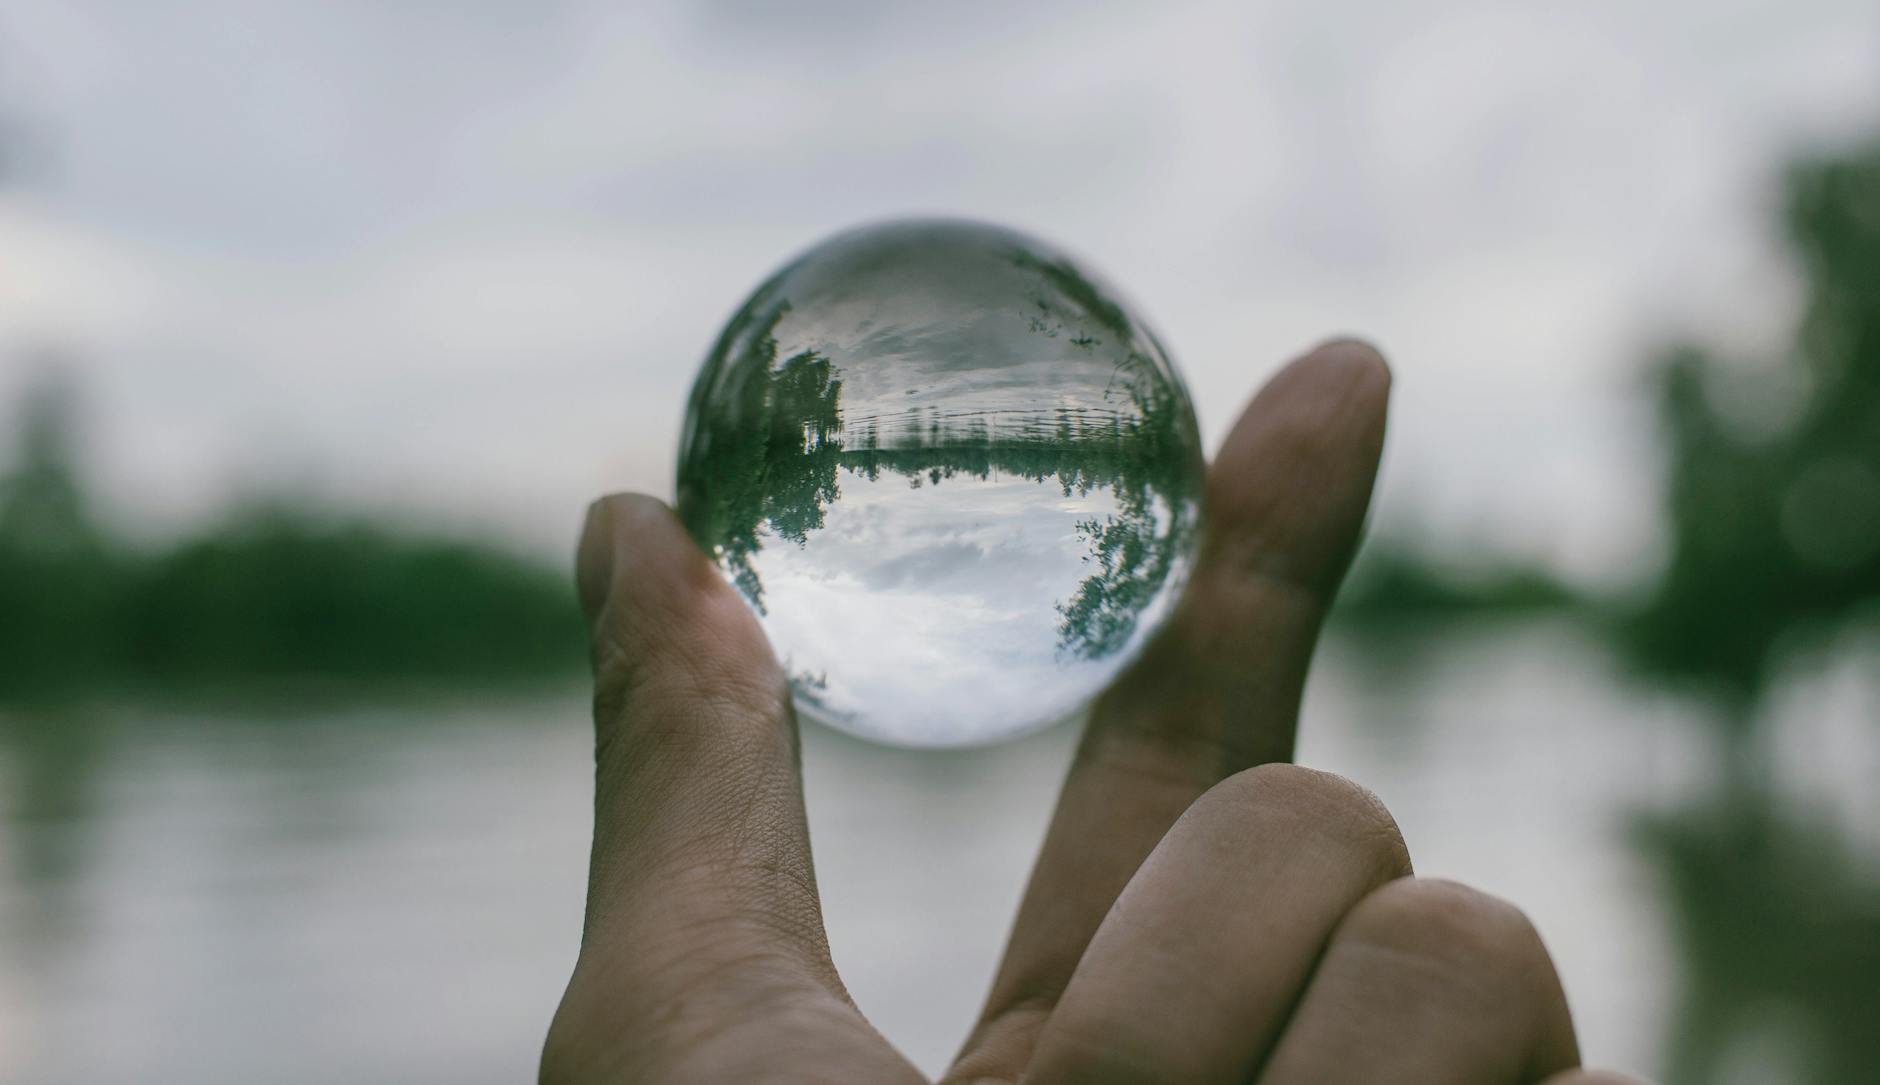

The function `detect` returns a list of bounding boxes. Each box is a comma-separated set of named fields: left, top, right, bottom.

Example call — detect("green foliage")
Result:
left=120, top=510, right=582, bottom=683
left=1640, top=799, right=1880, bottom=1085
left=1331, top=544, right=1581, bottom=632
left=0, top=379, right=585, bottom=701
left=1627, top=141, right=1880, bottom=708
left=1628, top=137, right=1880, bottom=1085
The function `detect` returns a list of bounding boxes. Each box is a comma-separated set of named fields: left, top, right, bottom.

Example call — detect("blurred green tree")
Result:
left=1627, top=140, right=1880, bottom=1085
left=1630, top=143, right=1880, bottom=732
left=0, top=364, right=123, bottom=691
left=0, top=365, right=97, bottom=557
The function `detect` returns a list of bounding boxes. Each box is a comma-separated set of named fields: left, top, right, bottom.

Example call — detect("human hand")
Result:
left=541, top=340, right=1641, bottom=1084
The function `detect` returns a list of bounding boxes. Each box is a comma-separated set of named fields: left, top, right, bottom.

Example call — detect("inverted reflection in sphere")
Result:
left=677, top=220, right=1204, bottom=747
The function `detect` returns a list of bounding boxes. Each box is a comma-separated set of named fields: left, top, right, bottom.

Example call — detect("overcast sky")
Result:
left=1, top=0, right=1876, bottom=583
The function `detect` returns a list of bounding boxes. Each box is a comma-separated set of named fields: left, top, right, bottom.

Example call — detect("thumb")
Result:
left=568, top=493, right=838, bottom=991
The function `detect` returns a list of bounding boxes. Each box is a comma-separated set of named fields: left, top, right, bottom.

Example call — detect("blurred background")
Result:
left=2, top=2, right=1877, bottom=1082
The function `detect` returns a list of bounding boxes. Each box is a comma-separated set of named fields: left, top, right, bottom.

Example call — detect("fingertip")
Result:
left=1311, top=334, right=1388, bottom=366
left=1212, top=337, right=1393, bottom=497
left=1292, top=335, right=1392, bottom=404
left=1182, top=333, right=1397, bottom=619
left=576, top=498, right=616, bottom=624
left=576, top=492, right=684, bottom=625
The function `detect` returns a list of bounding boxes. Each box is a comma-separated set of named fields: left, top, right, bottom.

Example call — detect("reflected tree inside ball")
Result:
left=677, top=220, right=1205, bottom=747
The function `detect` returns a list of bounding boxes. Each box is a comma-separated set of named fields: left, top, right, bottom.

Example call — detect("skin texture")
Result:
left=541, top=340, right=1652, bottom=1085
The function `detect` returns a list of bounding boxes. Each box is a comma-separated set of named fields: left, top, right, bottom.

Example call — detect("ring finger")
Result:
left=1255, top=878, right=1580, bottom=1084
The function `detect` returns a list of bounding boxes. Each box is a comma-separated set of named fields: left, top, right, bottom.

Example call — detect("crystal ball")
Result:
left=676, top=219, right=1204, bottom=747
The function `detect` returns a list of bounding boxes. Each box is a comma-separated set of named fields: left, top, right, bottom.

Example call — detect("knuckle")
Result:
left=588, top=629, right=648, bottom=745
left=1347, top=877, right=1553, bottom=987
left=588, top=596, right=785, bottom=749
left=1033, top=1018, right=1193, bottom=1085
left=1193, top=763, right=1411, bottom=878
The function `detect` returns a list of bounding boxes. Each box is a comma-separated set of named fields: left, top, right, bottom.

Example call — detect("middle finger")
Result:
left=1022, top=763, right=1412, bottom=1085
left=951, top=344, right=1393, bottom=1081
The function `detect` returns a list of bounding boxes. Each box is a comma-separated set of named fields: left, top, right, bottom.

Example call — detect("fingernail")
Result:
left=1315, top=334, right=1381, bottom=355
left=576, top=498, right=615, bottom=624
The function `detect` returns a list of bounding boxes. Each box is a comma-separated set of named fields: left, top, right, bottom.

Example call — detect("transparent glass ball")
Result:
left=677, top=219, right=1204, bottom=747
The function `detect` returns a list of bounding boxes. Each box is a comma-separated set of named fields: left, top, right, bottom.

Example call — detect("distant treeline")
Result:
left=0, top=510, right=586, bottom=701
left=0, top=383, right=585, bottom=701
left=0, top=375, right=1582, bottom=703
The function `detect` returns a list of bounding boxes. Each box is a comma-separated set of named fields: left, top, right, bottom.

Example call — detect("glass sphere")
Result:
left=676, top=219, right=1204, bottom=747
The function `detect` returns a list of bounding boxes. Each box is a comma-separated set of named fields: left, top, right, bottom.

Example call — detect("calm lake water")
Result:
left=3, top=622, right=1873, bottom=1083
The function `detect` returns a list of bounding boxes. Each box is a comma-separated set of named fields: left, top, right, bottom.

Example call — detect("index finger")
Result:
left=948, top=340, right=1392, bottom=1081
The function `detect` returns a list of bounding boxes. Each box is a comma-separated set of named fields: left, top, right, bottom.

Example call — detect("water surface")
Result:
left=4, top=624, right=1873, bottom=1082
